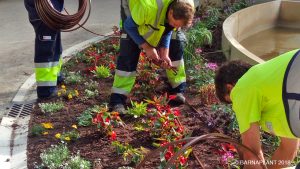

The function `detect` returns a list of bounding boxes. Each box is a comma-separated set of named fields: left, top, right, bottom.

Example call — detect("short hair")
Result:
left=215, top=60, right=252, bottom=103
left=169, top=0, right=195, bottom=26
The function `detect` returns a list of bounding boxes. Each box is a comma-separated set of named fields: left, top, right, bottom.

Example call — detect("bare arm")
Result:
left=241, top=122, right=265, bottom=169
left=268, top=137, right=299, bottom=169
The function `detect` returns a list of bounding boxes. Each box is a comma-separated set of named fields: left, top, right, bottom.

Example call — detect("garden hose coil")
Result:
left=34, top=0, right=91, bottom=32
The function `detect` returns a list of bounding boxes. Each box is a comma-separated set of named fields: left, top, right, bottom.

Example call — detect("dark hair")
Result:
left=215, top=60, right=252, bottom=103
left=169, top=1, right=195, bottom=26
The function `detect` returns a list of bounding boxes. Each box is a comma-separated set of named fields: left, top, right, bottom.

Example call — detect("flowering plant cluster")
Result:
left=57, top=85, right=79, bottom=100
left=132, top=52, right=163, bottom=98
left=216, top=143, right=239, bottom=168
left=92, top=105, right=124, bottom=141
left=144, top=94, right=190, bottom=168
left=111, top=141, right=148, bottom=164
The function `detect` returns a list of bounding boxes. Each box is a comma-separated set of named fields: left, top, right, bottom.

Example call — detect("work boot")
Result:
left=173, top=93, right=186, bottom=105
left=112, top=104, right=126, bottom=114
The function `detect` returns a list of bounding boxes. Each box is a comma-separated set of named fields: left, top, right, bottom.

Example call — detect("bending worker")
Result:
left=110, top=0, right=195, bottom=112
left=24, top=0, right=64, bottom=99
left=215, top=49, right=300, bottom=169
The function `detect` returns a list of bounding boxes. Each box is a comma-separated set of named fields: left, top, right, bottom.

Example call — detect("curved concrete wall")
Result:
left=222, top=0, right=300, bottom=64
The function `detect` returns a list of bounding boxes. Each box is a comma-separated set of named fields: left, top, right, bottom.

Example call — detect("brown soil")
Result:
left=27, top=34, right=238, bottom=168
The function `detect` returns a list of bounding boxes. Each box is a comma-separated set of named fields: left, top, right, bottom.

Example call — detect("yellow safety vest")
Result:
left=129, top=0, right=173, bottom=47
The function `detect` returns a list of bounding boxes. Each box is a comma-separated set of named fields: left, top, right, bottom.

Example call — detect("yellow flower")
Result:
left=41, top=122, right=53, bottom=129
left=68, top=94, right=73, bottom=99
left=55, top=133, right=61, bottom=139
left=43, top=132, right=49, bottom=135
left=57, top=91, right=62, bottom=97
left=62, top=89, right=67, bottom=93
left=71, top=124, right=77, bottom=129
left=64, top=136, right=71, bottom=141
left=61, top=85, right=66, bottom=89
left=74, top=90, right=79, bottom=96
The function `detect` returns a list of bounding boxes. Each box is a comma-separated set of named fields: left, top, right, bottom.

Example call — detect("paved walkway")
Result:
left=0, top=0, right=119, bottom=119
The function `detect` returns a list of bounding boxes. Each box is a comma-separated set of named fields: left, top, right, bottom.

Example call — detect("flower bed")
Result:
left=27, top=1, right=299, bottom=169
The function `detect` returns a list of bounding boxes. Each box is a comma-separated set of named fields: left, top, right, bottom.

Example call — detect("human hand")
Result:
left=158, top=47, right=172, bottom=68
left=140, top=42, right=159, bottom=61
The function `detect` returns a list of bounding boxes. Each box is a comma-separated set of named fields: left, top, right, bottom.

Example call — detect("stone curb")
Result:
left=0, top=33, right=111, bottom=169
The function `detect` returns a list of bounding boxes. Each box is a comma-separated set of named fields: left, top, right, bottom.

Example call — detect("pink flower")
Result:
left=206, top=63, right=218, bottom=71
left=195, top=48, right=202, bottom=55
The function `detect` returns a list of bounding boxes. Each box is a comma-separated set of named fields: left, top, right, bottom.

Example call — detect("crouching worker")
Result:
left=215, top=49, right=300, bottom=169
left=110, top=0, right=195, bottom=113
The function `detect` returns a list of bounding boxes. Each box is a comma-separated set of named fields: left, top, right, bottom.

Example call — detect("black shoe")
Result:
left=169, top=93, right=186, bottom=106
left=37, top=88, right=58, bottom=101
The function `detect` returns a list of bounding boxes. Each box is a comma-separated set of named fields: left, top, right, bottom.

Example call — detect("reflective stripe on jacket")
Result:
left=129, top=0, right=172, bottom=47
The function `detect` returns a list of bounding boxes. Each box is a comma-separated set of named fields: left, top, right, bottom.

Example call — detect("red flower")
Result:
left=164, top=151, right=173, bottom=161
left=109, top=62, right=116, bottom=70
left=168, top=95, right=177, bottom=100
left=177, top=126, right=184, bottom=133
left=179, top=155, right=187, bottom=165
left=221, top=143, right=237, bottom=152
left=173, top=109, right=181, bottom=116
left=110, top=131, right=117, bottom=141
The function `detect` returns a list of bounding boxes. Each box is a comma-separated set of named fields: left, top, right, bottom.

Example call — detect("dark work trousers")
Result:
left=24, top=0, right=64, bottom=98
left=110, top=33, right=187, bottom=106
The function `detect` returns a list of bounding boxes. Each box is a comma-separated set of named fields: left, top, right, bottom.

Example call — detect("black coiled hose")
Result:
left=34, top=0, right=91, bottom=32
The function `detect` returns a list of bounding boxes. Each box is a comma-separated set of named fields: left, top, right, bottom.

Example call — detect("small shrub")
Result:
left=64, top=72, right=83, bottom=84
left=77, top=111, right=93, bottom=127
left=126, top=101, right=148, bottom=118
left=203, top=7, right=221, bottom=29
left=112, top=141, right=147, bottom=164
left=64, top=153, right=91, bottom=169
left=84, top=80, right=99, bottom=90
left=84, top=89, right=99, bottom=98
left=38, top=102, right=64, bottom=114
left=40, top=144, right=70, bottom=169
left=57, top=85, right=79, bottom=100
left=199, top=84, right=219, bottom=105
left=60, top=130, right=80, bottom=142
left=31, top=124, right=46, bottom=136
left=92, top=65, right=111, bottom=78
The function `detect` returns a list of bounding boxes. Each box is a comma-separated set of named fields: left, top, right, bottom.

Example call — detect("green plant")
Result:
left=127, top=101, right=148, bottom=118
left=184, top=22, right=212, bottom=61
left=92, top=65, right=111, bottom=78
left=112, top=141, right=147, bottom=164
left=38, top=102, right=64, bottom=114
left=75, top=51, right=93, bottom=64
left=40, top=143, right=70, bottom=169
left=77, top=111, right=93, bottom=127
left=64, top=152, right=91, bottom=169
left=186, top=59, right=216, bottom=88
left=203, top=7, right=221, bottom=29
left=57, top=85, right=79, bottom=100
left=31, top=124, right=46, bottom=136
left=84, top=89, right=99, bottom=98
left=60, top=130, right=80, bottom=142
left=223, top=0, right=254, bottom=16
left=64, top=72, right=83, bottom=84
left=84, top=80, right=99, bottom=90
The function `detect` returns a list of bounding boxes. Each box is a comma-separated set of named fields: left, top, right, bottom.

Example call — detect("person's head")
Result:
left=215, top=60, right=252, bottom=104
left=167, top=0, right=195, bottom=28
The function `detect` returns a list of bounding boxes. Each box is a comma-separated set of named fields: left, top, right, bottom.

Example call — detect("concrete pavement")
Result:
left=0, top=0, right=119, bottom=118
